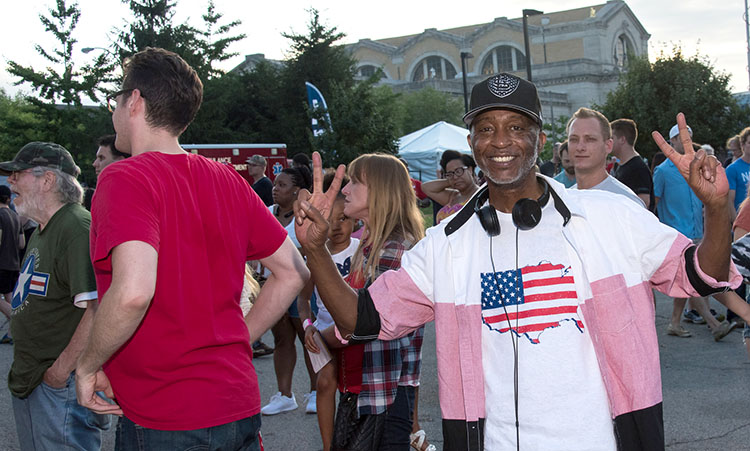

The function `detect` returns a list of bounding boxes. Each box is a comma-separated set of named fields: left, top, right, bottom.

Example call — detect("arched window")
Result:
left=481, top=46, right=527, bottom=75
left=614, top=35, right=632, bottom=68
left=357, top=65, right=378, bottom=78
left=412, top=56, right=457, bottom=81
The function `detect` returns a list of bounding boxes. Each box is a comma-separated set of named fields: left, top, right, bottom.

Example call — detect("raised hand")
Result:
left=651, top=113, right=728, bottom=208
left=293, top=152, right=346, bottom=250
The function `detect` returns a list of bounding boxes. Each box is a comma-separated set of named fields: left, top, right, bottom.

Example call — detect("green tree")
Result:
left=183, top=60, right=285, bottom=144
left=5, top=0, right=113, bottom=184
left=7, top=0, right=111, bottom=106
left=540, top=115, right=570, bottom=161
left=115, top=0, right=244, bottom=81
left=392, top=87, right=464, bottom=136
left=0, top=90, right=46, bottom=160
left=278, top=9, right=399, bottom=164
left=311, top=77, right=399, bottom=166
left=598, top=47, right=750, bottom=162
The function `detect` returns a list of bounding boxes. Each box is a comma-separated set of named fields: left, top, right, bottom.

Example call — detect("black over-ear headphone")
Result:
left=444, top=177, right=571, bottom=237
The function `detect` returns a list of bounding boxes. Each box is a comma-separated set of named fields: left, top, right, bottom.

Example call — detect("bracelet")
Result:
left=303, top=318, right=313, bottom=330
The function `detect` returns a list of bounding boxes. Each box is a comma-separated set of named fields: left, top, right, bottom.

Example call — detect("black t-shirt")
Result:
left=615, top=156, right=654, bottom=211
left=0, top=207, right=21, bottom=271
left=539, top=160, right=559, bottom=177
left=252, top=176, right=274, bottom=207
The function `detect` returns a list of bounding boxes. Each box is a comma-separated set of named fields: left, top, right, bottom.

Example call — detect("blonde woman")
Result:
left=295, top=153, right=430, bottom=450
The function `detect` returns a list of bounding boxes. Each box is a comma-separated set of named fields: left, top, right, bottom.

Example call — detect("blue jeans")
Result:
left=12, top=372, right=111, bottom=451
left=379, top=385, right=416, bottom=451
left=115, top=414, right=262, bottom=451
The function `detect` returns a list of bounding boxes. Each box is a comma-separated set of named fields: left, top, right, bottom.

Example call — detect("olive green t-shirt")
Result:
left=8, top=203, right=97, bottom=398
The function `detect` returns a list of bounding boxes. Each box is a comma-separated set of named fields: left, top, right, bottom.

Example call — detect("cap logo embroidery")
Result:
left=488, top=74, right=519, bottom=98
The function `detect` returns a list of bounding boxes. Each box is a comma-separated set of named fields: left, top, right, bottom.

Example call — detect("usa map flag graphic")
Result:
left=481, top=262, right=583, bottom=344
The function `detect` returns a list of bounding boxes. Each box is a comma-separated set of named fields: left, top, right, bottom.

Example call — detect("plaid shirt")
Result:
left=355, top=237, right=425, bottom=415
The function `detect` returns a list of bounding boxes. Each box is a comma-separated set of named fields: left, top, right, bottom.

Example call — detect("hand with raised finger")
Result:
left=294, top=152, right=346, bottom=250
left=651, top=113, right=728, bottom=208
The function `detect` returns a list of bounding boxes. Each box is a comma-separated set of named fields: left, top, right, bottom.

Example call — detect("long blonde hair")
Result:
left=348, top=153, right=425, bottom=282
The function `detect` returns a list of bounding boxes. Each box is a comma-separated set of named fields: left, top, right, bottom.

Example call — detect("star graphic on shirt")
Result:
left=11, top=254, right=49, bottom=309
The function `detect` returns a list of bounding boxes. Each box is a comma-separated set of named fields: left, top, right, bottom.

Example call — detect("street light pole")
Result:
left=522, top=9, right=543, bottom=82
left=460, top=51, right=473, bottom=114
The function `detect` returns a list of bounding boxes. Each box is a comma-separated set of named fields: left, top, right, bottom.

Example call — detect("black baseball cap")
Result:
left=463, top=73, right=543, bottom=128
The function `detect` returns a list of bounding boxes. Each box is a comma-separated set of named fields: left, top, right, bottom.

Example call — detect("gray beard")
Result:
left=482, top=148, right=538, bottom=190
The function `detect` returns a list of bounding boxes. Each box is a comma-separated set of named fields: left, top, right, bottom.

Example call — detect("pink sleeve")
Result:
left=369, top=268, right=434, bottom=340
left=650, top=235, right=742, bottom=297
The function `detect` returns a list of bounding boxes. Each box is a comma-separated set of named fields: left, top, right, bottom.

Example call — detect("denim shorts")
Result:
left=115, top=414, right=262, bottom=451
left=12, top=372, right=111, bottom=451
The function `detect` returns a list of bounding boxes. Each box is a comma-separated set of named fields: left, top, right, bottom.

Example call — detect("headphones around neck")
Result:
left=444, top=177, right=571, bottom=237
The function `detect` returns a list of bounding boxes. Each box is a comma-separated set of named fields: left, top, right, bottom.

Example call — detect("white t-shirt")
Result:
left=572, top=174, right=645, bottom=208
left=314, top=238, right=359, bottom=330
left=261, top=205, right=298, bottom=278
left=474, top=199, right=616, bottom=450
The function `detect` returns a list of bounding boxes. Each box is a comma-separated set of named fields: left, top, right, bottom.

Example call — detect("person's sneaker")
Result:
left=712, top=320, right=737, bottom=342
left=710, top=309, right=726, bottom=322
left=252, top=341, right=274, bottom=358
left=304, top=391, right=317, bottom=414
left=667, top=324, right=692, bottom=337
left=261, top=392, right=297, bottom=415
left=682, top=309, right=705, bottom=324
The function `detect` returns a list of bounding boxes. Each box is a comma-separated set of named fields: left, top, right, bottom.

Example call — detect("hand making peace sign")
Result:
left=293, top=152, right=347, bottom=250
left=651, top=113, right=728, bottom=208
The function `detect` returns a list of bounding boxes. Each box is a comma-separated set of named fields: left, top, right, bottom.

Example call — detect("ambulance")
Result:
left=181, top=143, right=288, bottom=185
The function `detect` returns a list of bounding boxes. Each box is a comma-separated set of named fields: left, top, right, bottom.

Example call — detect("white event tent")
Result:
left=397, top=121, right=471, bottom=182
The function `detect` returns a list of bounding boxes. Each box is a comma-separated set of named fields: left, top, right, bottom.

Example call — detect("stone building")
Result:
left=346, top=0, right=649, bottom=124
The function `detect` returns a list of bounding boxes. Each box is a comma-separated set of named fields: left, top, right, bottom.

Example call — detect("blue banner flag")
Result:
left=305, top=82, right=333, bottom=137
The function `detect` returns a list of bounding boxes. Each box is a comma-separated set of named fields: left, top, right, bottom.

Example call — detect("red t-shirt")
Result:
left=411, top=178, right=427, bottom=200
left=90, top=152, right=286, bottom=430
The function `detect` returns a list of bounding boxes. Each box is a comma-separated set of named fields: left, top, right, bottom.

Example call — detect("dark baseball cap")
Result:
left=463, top=73, right=543, bottom=128
left=0, top=142, right=80, bottom=177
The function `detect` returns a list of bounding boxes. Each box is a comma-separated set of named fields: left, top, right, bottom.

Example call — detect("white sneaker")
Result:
left=303, top=391, right=317, bottom=414
left=261, top=392, right=297, bottom=415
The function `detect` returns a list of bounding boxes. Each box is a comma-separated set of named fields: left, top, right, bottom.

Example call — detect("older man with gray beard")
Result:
left=0, top=142, right=109, bottom=451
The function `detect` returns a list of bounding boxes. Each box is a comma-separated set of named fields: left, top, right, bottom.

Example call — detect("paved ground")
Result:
left=0, top=291, right=748, bottom=450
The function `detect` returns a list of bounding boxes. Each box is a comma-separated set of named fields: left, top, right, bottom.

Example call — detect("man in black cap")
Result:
left=293, top=73, right=740, bottom=450
left=0, top=142, right=110, bottom=450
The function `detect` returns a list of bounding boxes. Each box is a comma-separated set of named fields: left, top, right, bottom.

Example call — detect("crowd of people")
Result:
left=0, top=46, right=748, bottom=451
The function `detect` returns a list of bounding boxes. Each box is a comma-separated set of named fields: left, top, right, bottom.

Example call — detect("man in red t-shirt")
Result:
left=75, top=48, right=309, bottom=448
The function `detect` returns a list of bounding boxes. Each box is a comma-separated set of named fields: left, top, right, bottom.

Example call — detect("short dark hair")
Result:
left=610, top=118, right=638, bottom=146
left=323, top=172, right=349, bottom=201
left=292, top=153, right=311, bottom=168
left=559, top=141, right=569, bottom=156
left=121, top=47, right=203, bottom=136
left=0, top=185, right=10, bottom=204
left=440, top=150, right=475, bottom=172
left=440, top=150, right=463, bottom=172
left=96, top=134, right=129, bottom=159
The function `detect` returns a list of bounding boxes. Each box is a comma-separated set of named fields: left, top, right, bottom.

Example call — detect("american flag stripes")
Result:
left=481, top=262, right=582, bottom=344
